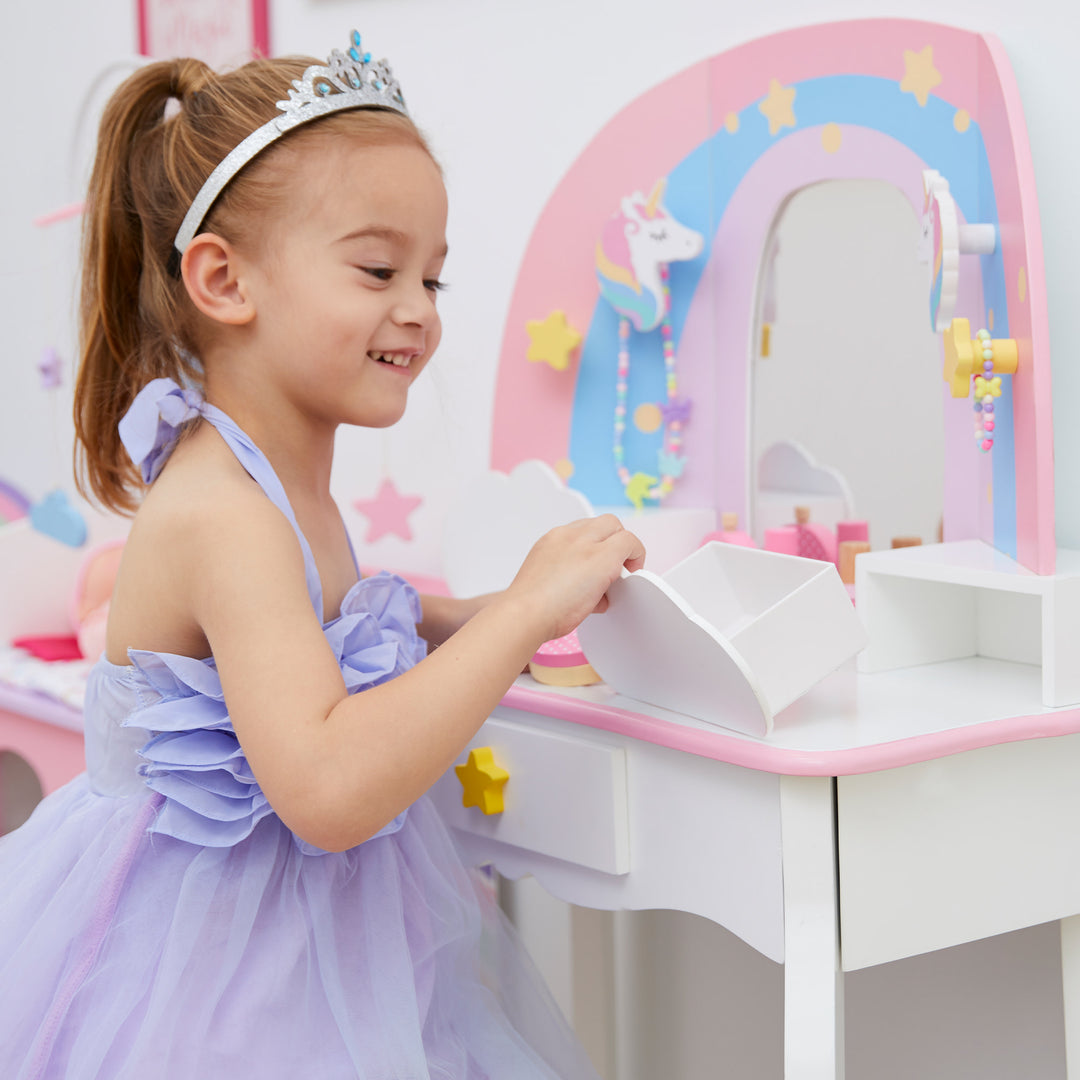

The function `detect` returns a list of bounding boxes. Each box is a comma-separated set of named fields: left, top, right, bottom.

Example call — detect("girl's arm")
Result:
left=184, top=486, right=643, bottom=853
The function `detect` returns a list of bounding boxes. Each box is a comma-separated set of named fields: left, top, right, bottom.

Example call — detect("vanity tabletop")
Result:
left=502, top=656, right=1080, bottom=776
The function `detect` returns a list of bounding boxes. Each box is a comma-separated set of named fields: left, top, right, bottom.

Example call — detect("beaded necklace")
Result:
left=972, top=328, right=1000, bottom=453
left=612, top=266, right=689, bottom=509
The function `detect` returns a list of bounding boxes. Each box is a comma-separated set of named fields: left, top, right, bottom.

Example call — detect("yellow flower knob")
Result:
left=454, top=747, right=510, bottom=815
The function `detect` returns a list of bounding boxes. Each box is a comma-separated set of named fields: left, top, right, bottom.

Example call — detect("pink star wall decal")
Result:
left=353, top=479, right=423, bottom=542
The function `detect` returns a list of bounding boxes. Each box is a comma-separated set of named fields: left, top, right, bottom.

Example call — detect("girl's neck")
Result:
left=202, top=369, right=337, bottom=498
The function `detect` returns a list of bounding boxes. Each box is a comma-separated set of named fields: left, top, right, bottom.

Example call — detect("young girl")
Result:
left=0, top=33, right=644, bottom=1078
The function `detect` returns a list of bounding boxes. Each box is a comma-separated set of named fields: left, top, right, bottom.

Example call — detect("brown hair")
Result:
left=75, top=55, right=432, bottom=514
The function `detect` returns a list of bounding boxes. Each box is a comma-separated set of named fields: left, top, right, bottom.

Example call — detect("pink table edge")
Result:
left=4, top=670, right=1073, bottom=782
left=501, top=684, right=1080, bottom=778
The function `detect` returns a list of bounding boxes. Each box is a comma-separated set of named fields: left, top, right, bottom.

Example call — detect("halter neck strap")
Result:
left=119, top=378, right=325, bottom=622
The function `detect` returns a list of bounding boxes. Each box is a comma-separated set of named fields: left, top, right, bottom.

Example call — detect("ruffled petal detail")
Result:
left=118, top=377, right=204, bottom=484
left=329, top=572, right=428, bottom=693
left=122, top=574, right=425, bottom=853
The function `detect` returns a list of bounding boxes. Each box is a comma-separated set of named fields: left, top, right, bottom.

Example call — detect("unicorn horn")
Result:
left=644, top=178, right=667, bottom=219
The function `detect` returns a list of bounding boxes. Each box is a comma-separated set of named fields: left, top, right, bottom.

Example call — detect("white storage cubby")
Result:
left=856, top=540, right=1080, bottom=708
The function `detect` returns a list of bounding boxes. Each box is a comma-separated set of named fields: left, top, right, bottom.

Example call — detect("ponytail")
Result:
left=75, top=58, right=214, bottom=513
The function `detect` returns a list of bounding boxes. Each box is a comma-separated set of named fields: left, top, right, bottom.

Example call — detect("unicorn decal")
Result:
left=595, top=178, right=704, bottom=507
left=596, top=179, right=703, bottom=332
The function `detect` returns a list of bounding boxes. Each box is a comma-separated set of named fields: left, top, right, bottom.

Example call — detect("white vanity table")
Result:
left=431, top=623, right=1080, bottom=1080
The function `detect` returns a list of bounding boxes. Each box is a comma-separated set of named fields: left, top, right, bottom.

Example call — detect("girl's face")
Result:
left=242, top=137, right=448, bottom=430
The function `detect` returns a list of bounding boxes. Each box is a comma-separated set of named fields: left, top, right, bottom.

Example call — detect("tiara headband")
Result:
left=173, top=31, right=408, bottom=255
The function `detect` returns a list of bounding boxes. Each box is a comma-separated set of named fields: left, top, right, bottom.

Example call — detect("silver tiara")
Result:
left=173, top=31, right=408, bottom=254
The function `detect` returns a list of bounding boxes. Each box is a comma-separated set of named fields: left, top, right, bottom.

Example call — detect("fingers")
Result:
left=599, top=521, right=646, bottom=574
left=561, top=513, right=624, bottom=540
left=621, top=531, right=647, bottom=573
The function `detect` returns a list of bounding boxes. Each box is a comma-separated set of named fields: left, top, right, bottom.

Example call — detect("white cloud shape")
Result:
left=442, top=461, right=593, bottom=598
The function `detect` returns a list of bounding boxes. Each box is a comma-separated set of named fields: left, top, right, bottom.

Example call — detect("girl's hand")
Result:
left=504, top=514, right=646, bottom=644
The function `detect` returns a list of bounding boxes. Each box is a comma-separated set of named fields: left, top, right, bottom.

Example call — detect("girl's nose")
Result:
left=391, top=278, right=439, bottom=328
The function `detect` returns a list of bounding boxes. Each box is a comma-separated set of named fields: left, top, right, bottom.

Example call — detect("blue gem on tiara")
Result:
left=274, top=31, right=408, bottom=124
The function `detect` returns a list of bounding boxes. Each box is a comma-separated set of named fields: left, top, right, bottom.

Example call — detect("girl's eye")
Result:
left=362, top=267, right=394, bottom=282
left=424, top=279, right=447, bottom=294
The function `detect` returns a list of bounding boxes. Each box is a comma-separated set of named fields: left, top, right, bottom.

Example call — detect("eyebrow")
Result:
left=337, top=225, right=449, bottom=258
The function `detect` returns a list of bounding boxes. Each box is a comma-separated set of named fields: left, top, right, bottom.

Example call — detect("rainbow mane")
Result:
left=595, top=200, right=662, bottom=331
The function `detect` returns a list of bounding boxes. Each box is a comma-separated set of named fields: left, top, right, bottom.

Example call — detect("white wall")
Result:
left=4, top=1, right=1079, bottom=1077
left=6, top=0, right=1079, bottom=567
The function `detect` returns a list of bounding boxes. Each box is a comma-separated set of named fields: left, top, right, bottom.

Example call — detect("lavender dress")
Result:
left=0, top=380, right=598, bottom=1080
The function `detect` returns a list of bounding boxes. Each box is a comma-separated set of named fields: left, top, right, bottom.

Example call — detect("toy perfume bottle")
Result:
left=700, top=512, right=757, bottom=548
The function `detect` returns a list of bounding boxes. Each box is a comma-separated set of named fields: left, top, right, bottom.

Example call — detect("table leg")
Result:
left=1062, top=915, right=1080, bottom=1079
left=780, top=775, right=844, bottom=1080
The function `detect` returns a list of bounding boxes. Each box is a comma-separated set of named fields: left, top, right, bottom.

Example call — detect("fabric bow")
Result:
left=118, top=377, right=205, bottom=483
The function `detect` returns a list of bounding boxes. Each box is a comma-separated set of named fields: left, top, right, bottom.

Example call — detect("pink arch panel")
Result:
left=492, top=20, right=1054, bottom=572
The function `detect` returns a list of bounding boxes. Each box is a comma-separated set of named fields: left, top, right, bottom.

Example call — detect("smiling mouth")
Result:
left=369, top=351, right=415, bottom=368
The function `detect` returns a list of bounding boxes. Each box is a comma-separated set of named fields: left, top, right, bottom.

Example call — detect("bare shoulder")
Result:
left=155, top=423, right=292, bottom=545
left=106, top=421, right=307, bottom=662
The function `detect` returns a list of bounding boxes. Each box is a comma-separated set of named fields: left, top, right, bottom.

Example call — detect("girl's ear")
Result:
left=180, top=234, right=255, bottom=326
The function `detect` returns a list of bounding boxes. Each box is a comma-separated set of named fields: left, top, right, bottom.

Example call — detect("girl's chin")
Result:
left=351, top=403, right=408, bottom=429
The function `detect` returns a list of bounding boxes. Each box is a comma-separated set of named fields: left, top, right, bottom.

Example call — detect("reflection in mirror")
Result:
left=751, top=180, right=943, bottom=552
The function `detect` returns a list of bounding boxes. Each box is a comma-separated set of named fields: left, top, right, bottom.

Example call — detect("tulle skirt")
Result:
left=0, top=777, right=598, bottom=1079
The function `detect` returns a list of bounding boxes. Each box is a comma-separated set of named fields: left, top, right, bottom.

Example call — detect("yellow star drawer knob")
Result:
left=943, top=317, right=1017, bottom=398
left=455, top=747, right=510, bottom=815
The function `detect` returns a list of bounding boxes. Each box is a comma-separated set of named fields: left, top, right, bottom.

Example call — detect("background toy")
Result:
left=699, top=511, right=757, bottom=548
left=528, top=629, right=601, bottom=687
left=838, top=539, right=871, bottom=586
left=836, top=520, right=869, bottom=546
left=794, top=505, right=837, bottom=563
left=763, top=506, right=837, bottom=562
left=762, top=523, right=799, bottom=556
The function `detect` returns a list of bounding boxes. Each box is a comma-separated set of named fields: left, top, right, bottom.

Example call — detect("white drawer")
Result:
left=838, top=733, right=1080, bottom=970
left=430, top=715, right=630, bottom=875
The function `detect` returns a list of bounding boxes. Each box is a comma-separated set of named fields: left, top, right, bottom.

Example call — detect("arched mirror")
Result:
left=751, top=179, right=943, bottom=550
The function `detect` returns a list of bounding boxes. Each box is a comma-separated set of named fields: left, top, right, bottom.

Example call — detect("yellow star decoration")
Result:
left=455, top=747, right=509, bottom=816
left=975, top=375, right=1002, bottom=399
left=526, top=310, right=582, bottom=372
left=900, top=45, right=942, bottom=107
left=759, top=79, right=796, bottom=136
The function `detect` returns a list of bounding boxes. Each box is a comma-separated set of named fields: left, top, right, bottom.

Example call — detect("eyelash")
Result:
left=361, top=267, right=447, bottom=293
